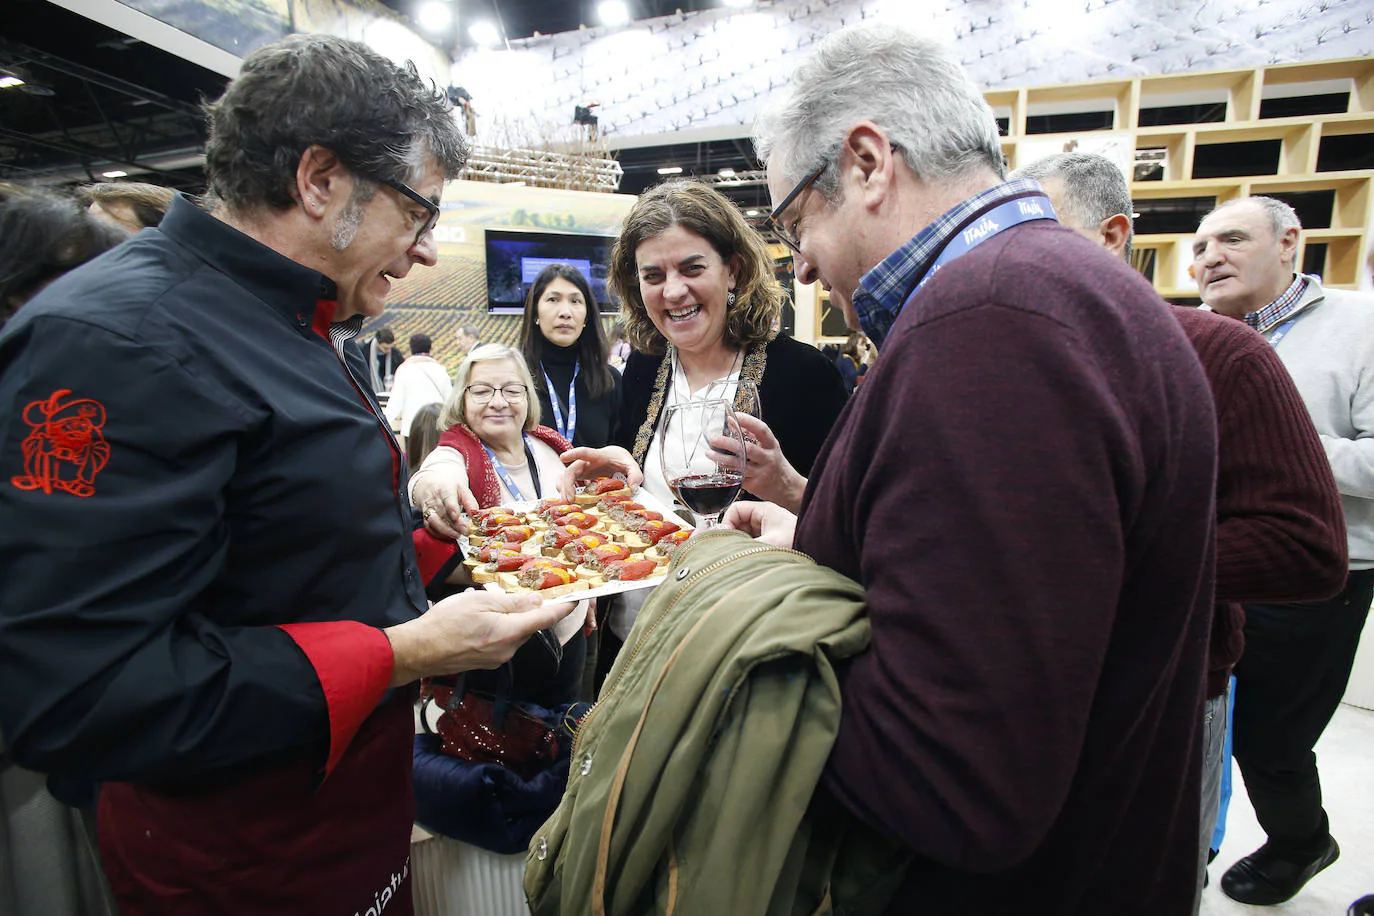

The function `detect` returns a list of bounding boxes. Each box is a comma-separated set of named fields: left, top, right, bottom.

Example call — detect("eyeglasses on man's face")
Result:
left=382, top=178, right=441, bottom=248
left=465, top=383, right=529, bottom=403
left=765, top=159, right=829, bottom=255
left=765, top=144, right=901, bottom=255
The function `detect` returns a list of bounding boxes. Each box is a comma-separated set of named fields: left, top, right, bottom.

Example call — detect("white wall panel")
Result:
left=451, top=0, right=1374, bottom=143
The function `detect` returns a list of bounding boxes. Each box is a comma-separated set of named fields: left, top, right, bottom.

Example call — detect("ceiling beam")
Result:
left=43, top=0, right=241, bottom=77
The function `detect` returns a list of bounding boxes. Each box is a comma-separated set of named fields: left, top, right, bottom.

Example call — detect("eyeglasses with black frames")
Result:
left=764, top=144, right=901, bottom=255
left=764, top=160, right=828, bottom=255
left=382, top=178, right=441, bottom=248
left=465, top=384, right=529, bottom=403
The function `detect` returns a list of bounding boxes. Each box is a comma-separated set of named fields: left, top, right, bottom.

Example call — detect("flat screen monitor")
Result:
left=484, top=228, right=620, bottom=315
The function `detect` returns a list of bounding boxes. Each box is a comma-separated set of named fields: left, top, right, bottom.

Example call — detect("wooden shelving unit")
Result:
left=809, top=58, right=1373, bottom=337
left=997, top=58, right=1374, bottom=300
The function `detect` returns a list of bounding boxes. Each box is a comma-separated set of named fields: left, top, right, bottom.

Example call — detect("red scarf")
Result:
left=435, top=423, right=572, bottom=509
left=415, top=424, right=572, bottom=586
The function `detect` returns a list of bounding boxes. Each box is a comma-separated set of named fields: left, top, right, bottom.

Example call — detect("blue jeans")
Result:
left=1197, top=682, right=1230, bottom=908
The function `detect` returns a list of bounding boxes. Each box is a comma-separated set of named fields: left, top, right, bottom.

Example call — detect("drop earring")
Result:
left=726, top=289, right=736, bottom=307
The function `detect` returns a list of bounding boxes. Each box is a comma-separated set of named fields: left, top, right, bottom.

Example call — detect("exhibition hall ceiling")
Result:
left=0, top=0, right=725, bottom=186
left=2, top=0, right=1369, bottom=194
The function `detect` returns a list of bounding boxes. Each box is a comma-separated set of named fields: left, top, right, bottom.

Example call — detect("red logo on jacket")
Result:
left=11, top=390, right=110, bottom=498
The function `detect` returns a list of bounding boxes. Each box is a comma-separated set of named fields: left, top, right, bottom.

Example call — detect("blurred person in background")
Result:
left=78, top=180, right=176, bottom=233
left=385, top=332, right=452, bottom=451
left=607, top=320, right=632, bottom=369
left=361, top=325, right=400, bottom=393
left=835, top=332, right=871, bottom=394
left=455, top=323, right=481, bottom=357
left=405, top=401, right=444, bottom=476
left=1, top=183, right=127, bottom=327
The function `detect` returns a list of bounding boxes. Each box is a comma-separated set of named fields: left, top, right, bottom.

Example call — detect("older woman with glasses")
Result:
left=408, top=344, right=589, bottom=858
left=410, top=344, right=576, bottom=583
left=409, top=343, right=589, bottom=701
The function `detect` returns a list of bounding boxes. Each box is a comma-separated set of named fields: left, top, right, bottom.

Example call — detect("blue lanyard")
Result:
left=915, top=194, right=1058, bottom=294
left=481, top=437, right=540, bottom=502
left=542, top=360, right=579, bottom=442
left=1264, top=310, right=1306, bottom=349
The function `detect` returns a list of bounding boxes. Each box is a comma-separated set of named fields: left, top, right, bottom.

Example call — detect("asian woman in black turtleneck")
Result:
left=516, top=264, right=621, bottom=701
left=518, top=263, right=621, bottom=450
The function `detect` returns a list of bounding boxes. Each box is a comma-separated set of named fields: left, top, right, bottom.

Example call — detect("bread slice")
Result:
left=620, top=530, right=651, bottom=549
left=574, top=486, right=629, bottom=507
left=533, top=579, right=590, bottom=600
left=573, top=565, right=607, bottom=588
left=494, top=578, right=590, bottom=600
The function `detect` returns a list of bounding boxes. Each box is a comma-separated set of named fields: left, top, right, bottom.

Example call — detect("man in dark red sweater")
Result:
left=1017, top=151, right=1348, bottom=895
left=732, top=25, right=1219, bottom=916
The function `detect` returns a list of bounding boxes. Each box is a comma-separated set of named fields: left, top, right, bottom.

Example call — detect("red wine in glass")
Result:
left=670, top=472, right=744, bottom=517
left=659, top=399, right=746, bottom=529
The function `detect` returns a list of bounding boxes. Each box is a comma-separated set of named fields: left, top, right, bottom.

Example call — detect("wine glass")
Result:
left=703, top=378, right=761, bottom=420
left=659, top=399, right=746, bottom=530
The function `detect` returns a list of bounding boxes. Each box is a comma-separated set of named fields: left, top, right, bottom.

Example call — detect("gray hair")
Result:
left=439, top=343, right=541, bottom=432
left=1203, top=196, right=1302, bottom=238
left=754, top=24, right=1004, bottom=198
left=1012, top=152, right=1134, bottom=261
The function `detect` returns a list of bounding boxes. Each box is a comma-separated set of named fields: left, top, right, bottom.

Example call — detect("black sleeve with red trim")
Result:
left=0, top=317, right=393, bottom=784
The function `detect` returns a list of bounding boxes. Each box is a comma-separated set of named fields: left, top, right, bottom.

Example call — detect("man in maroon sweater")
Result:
left=1017, top=151, right=1348, bottom=894
left=734, top=26, right=1219, bottom=915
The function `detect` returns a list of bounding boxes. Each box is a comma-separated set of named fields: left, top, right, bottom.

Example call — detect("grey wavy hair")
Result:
left=1204, top=196, right=1302, bottom=238
left=1013, top=152, right=1135, bottom=260
left=439, top=343, right=541, bottom=432
left=753, top=24, right=1005, bottom=200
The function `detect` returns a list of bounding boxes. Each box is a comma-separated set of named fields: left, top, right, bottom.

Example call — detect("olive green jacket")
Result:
left=524, top=529, right=908, bottom=916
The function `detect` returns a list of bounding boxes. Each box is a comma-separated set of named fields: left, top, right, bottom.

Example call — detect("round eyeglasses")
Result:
left=465, top=384, right=529, bottom=403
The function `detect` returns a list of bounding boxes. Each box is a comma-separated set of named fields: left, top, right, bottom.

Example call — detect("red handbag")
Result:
left=423, top=681, right=560, bottom=780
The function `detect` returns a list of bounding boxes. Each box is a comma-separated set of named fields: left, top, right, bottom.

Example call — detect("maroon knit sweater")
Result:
left=1172, top=306, right=1347, bottom=698
left=795, top=222, right=1216, bottom=916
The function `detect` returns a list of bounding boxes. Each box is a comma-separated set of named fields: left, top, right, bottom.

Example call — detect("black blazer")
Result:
left=614, top=334, right=849, bottom=479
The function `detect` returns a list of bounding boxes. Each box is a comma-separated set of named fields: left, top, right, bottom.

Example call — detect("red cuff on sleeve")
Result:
left=414, top=528, right=460, bottom=588
left=277, top=621, right=394, bottom=777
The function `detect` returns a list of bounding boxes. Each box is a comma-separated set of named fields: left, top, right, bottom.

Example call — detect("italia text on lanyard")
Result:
left=481, top=437, right=542, bottom=502
left=915, top=193, right=1059, bottom=294
left=542, top=360, right=579, bottom=442
left=1264, top=310, right=1307, bottom=349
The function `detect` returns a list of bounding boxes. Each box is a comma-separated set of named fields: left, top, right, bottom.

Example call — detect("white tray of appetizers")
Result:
left=459, top=478, right=695, bottom=605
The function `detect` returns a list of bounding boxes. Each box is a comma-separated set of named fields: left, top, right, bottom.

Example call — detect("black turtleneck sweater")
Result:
left=533, top=341, right=621, bottom=449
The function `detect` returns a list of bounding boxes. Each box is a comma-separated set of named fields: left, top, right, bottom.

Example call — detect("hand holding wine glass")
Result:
left=704, top=377, right=761, bottom=420
left=728, top=414, right=808, bottom=514
left=660, top=399, right=746, bottom=530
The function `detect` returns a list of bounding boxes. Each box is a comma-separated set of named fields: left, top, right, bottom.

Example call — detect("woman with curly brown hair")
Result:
left=566, top=179, right=846, bottom=507
left=559, top=181, right=847, bottom=675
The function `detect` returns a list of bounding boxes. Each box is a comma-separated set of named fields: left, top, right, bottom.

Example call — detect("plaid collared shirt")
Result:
left=1243, top=274, right=1309, bottom=333
left=853, top=178, right=1047, bottom=347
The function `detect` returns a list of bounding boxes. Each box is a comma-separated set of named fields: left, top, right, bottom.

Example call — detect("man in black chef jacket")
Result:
left=0, top=33, right=567, bottom=914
